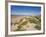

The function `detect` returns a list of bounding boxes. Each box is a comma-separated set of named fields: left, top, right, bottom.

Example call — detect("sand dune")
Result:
left=11, top=15, right=41, bottom=31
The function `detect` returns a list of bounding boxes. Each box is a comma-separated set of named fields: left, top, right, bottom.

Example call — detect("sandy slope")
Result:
left=11, top=16, right=40, bottom=31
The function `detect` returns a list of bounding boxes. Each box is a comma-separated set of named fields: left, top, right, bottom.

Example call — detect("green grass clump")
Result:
left=20, top=21, right=28, bottom=25
left=34, top=24, right=41, bottom=30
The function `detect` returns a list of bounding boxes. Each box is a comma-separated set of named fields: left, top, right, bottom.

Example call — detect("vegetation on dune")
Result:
left=34, top=24, right=41, bottom=30
left=15, top=19, right=28, bottom=31
left=11, top=16, right=41, bottom=31
left=34, top=16, right=41, bottom=30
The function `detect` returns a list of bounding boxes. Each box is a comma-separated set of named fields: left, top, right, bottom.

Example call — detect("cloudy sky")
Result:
left=11, top=5, right=41, bottom=16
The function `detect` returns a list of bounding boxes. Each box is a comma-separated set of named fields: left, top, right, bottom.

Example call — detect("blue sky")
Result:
left=11, top=5, right=41, bottom=16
